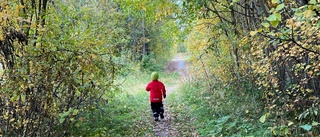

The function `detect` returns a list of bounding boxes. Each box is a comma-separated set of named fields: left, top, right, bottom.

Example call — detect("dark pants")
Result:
left=150, top=102, right=164, bottom=118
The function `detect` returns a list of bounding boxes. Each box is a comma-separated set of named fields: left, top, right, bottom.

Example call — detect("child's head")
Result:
left=151, top=72, right=159, bottom=80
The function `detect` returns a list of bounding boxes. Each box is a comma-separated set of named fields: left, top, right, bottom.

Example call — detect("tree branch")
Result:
left=205, top=2, right=233, bottom=24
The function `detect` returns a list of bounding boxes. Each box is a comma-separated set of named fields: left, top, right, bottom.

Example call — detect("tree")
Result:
left=180, top=0, right=320, bottom=135
left=116, top=0, right=179, bottom=70
left=0, top=0, right=127, bottom=136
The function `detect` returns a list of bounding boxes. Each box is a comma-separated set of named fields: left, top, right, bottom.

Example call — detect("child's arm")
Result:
left=162, top=84, right=166, bottom=98
left=146, top=83, right=151, bottom=92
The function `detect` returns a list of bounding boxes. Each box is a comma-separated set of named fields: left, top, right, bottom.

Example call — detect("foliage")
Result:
left=69, top=90, right=152, bottom=136
left=3, top=0, right=319, bottom=136
left=116, top=0, right=180, bottom=70
left=180, top=0, right=320, bottom=135
left=68, top=70, right=180, bottom=136
left=0, top=0, right=127, bottom=136
left=185, top=18, right=238, bottom=90
left=169, top=81, right=271, bottom=136
left=250, top=1, right=320, bottom=135
left=141, top=52, right=162, bottom=71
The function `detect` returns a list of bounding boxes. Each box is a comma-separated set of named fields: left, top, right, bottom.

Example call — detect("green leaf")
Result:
left=270, top=21, right=279, bottom=27
left=59, top=112, right=69, bottom=118
left=21, top=94, right=26, bottom=102
left=72, top=109, right=79, bottom=115
left=259, top=113, right=270, bottom=123
left=216, top=115, right=230, bottom=123
left=309, top=0, right=316, bottom=4
left=59, top=108, right=73, bottom=118
left=312, top=121, right=319, bottom=126
left=270, top=8, right=275, bottom=13
left=300, top=124, right=312, bottom=131
left=276, top=3, right=285, bottom=11
left=317, top=20, right=320, bottom=28
left=267, top=14, right=277, bottom=21
left=275, top=13, right=281, bottom=20
left=259, top=115, right=266, bottom=123
left=232, top=0, right=239, bottom=2
left=261, top=22, right=270, bottom=27
left=59, top=118, right=65, bottom=123
left=281, top=127, right=289, bottom=135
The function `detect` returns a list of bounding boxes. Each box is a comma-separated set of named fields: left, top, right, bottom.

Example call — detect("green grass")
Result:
left=70, top=68, right=274, bottom=136
left=70, top=71, right=180, bottom=136
left=69, top=68, right=318, bottom=136
left=168, top=81, right=273, bottom=137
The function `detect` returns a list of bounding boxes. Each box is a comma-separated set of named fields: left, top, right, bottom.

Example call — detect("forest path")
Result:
left=152, top=53, right=190, bottom=137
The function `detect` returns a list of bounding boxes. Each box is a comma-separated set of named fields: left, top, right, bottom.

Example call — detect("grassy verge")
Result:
left=71, top=71, right=179, bottom=136
left=168, top=81, right=273, bottom=137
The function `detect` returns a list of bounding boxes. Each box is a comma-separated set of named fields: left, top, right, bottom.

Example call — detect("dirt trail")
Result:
left=152, top=54, right=189, bottom=137
left=165, top=54, right=190, bottom=82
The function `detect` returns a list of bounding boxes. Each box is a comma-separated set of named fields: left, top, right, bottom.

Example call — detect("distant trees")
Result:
left=117, top=0, right=179, bottom=70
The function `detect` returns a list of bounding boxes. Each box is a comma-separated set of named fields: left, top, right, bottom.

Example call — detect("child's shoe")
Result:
left=154, top=117, right=159, bottom=121
left=160, top=114, right=164, bottom=119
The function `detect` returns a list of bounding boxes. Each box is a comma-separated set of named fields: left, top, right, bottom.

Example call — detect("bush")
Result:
left=141, top=52, right=163, bottom=71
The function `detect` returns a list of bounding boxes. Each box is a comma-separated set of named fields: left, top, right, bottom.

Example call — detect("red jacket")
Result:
left=146, top=80, right=166, bottom=102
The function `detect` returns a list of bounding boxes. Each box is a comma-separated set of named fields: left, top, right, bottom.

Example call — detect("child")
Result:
left=146, top=72, right=166, bottom=121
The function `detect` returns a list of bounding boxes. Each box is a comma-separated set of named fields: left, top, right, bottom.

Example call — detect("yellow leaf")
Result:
left=272, top=0, right=278, bottom=4
left=30, top=22, right=36, bottom=28
left=91, top=54, right=97, bottom=59
left=304, top=10, right=314, bottom=18
left=9, top=118, right=15, bottom=122
left=286, top=19, right=294, bottom=28
left=288, top=121, right=294, bottom=126
left=250, top=31, right=257, bottom=36
left=306, top=89, right=314, bottom=93
left=273, top=130, right=277, bottom=135
left=17, top=17, right=23, bottom=22
left=28, top=83, right=35, bottom=88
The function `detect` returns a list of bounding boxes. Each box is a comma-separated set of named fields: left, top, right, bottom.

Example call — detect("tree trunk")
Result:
left=142, top=10, right=146, bottom=58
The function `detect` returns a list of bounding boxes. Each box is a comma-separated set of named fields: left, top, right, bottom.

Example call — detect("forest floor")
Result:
left=150, top=53, right=196, bottom=137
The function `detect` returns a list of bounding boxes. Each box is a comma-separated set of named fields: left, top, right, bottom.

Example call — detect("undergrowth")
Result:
left=70, top=71, right=179, bottom=136
left=168, top=81, right=273, bottom=137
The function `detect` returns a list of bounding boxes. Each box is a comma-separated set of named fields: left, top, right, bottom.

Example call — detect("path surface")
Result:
left=165, top=54, right=189, bottom=81
left=152, top=54, right=189, bottom=137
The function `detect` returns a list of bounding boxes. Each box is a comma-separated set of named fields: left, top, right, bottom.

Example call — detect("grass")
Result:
left=70, top=68, right=274, bottom=136
left=70, top=70, right=180, bottom=136
left=168, top=80, right=273, bottom=137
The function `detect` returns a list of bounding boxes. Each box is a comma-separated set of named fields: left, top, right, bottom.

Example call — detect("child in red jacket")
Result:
left=146, top=72, right=166, bottom=121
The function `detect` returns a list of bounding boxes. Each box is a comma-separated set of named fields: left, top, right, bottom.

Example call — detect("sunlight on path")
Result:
left=165, top=53, right=190, bottom=82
